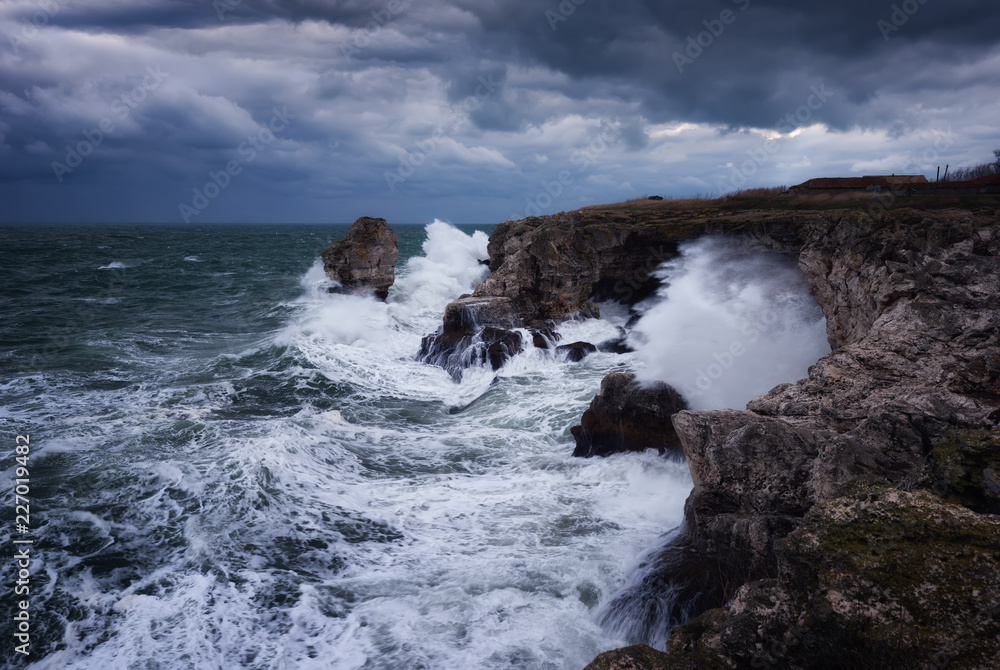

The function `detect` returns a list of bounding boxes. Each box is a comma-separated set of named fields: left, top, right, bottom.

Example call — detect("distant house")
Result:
left=789, top=175, right=928, bottom=194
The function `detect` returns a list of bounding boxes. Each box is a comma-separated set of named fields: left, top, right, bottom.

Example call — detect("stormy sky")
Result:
left=1, top=0, right=998, bottom=223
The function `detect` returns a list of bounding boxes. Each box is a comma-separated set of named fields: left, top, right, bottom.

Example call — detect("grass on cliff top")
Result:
left=582, top=189, right=1000, bottom=214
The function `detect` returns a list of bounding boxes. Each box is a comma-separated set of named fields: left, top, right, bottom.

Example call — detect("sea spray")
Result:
left=395, top=219, right=490, bottom=313
left=629, top=237, right=830, bottom=410
left=1, top=222, right=695, bottom=669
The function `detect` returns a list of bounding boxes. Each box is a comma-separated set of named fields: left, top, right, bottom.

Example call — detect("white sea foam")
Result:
left=393, top=219, right=490, bottom=314
left=98, top=261, right=128, bottom=269
left=19, top=221, right=699, bottom=670
left=629, top=237, right=831, bottom=410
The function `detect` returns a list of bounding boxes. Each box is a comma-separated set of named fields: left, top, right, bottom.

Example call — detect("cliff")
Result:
left=457, top=204, right=1000, bottom=668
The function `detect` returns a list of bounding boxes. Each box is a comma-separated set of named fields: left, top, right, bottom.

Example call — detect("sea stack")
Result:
left=321, top=217, right=399, bottom=300
left=571, top=372, right=687, bottom=457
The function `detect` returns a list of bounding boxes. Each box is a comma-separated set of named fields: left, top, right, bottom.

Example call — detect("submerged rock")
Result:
left=596, top=330, right=634, bottom=354
left=594, top=528, right=729, bottom=654
left=571, top=372, right=687, bottom=458
left=321, top=217, right=399, bottom=300
left=530, top=327, right=561, bottom=349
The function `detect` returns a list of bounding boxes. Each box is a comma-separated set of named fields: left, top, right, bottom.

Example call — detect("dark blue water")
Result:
left=0, top=222, right=693, bottom=669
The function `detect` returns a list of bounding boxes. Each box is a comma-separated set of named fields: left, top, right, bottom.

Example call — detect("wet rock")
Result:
left=441, top=296, right=520, bottom=333
left=321, top=217, right=399, bottom=300
left=556, top=341, right=597, bottom=362
left=571, top=372, right=687, bottom=458
left=482, top=328, right=524, bottom=370
left=577, top=300, right=601, bottom=320
left=582, top=645, right=672, bottom=670
left=417, top=296, right=525, bottom=379
left=595, top=528, right=729, bottom=653
left=530, top=327, right=561, bottom=349
left=597, top=329, right=633, bottom=354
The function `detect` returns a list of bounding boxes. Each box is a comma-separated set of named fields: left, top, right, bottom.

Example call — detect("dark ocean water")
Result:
left=0, top=222, right=694, bottom=669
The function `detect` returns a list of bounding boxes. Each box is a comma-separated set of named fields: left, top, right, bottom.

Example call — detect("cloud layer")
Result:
left=1, top=0, right=998, bottom=223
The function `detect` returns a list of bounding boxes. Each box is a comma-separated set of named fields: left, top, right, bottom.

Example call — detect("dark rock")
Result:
left=556, top=341, right=597, bottom=362
left=595, top=528, right=729, bottom=653
left=903, top=428, right=1000, bottom=514
left=582, top=645, right=672, bottom=670
left=320, top=217, right=399, bottom=300
left=571, top=372, right=687, bottom=458
left=577, top=300, right=601, bottom=319
left=323, top=284, right=351, bottom=295
left=482, top=328, right=523, bottom=370
left=530, top=328, right=561, bottom=349
left=441, top=296, right=520, bottom=333
left=417, top=296, right=525, bottom=379
left=597, top=330, right=633, bottom=354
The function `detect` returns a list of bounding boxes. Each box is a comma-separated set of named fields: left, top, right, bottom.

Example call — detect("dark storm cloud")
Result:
left=43, top=0, right=406, bottom=32
left=446, top=0, right=1000, bottom=131
left=0, top=0, right=998, bottom=222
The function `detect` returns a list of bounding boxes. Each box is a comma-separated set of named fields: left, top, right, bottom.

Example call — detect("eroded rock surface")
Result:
left=653, top=480, right=1000, bottom=670
left=417, top=296, right=525, bottom=379
left=321, top=217, right=399, bottom=300
left=540, top=207, right=1000, bottom=669
left=676, top=210, right=1000, bottom=580
left=571, top=372, right=687, bottom=458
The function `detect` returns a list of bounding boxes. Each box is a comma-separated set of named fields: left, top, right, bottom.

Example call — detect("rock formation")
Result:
left=556, top=341, right=598, bottom=362
left=676, top=209, right=1000, bottom=581
left=321, top=217, right=399, bottom=300
left=587, top=469, right=1000, bottom=670
left=571, top=373, right=686, bottom=457
left=473, top=213, right=699, bottom=326
left=477, top=205, right=1000, bottom=669
left=416, top=296, right=525, bottom=379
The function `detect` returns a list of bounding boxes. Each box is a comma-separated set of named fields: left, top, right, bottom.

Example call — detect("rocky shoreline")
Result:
left=461, top=206, right=1000, bottom=669
left=327, top=205, right=1000, bottom=668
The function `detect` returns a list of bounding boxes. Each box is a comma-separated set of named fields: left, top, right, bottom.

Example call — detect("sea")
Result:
left=1, top=221, right=709, bottom=670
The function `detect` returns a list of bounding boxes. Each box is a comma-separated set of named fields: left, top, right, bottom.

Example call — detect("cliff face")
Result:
left=468, top=205, right=1000, bottom=668
left=586, top=470, right=1000, bottom=670
left=474, top=211, right=718, bottom=325
left=678, top=210, right=1000, bottom=578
